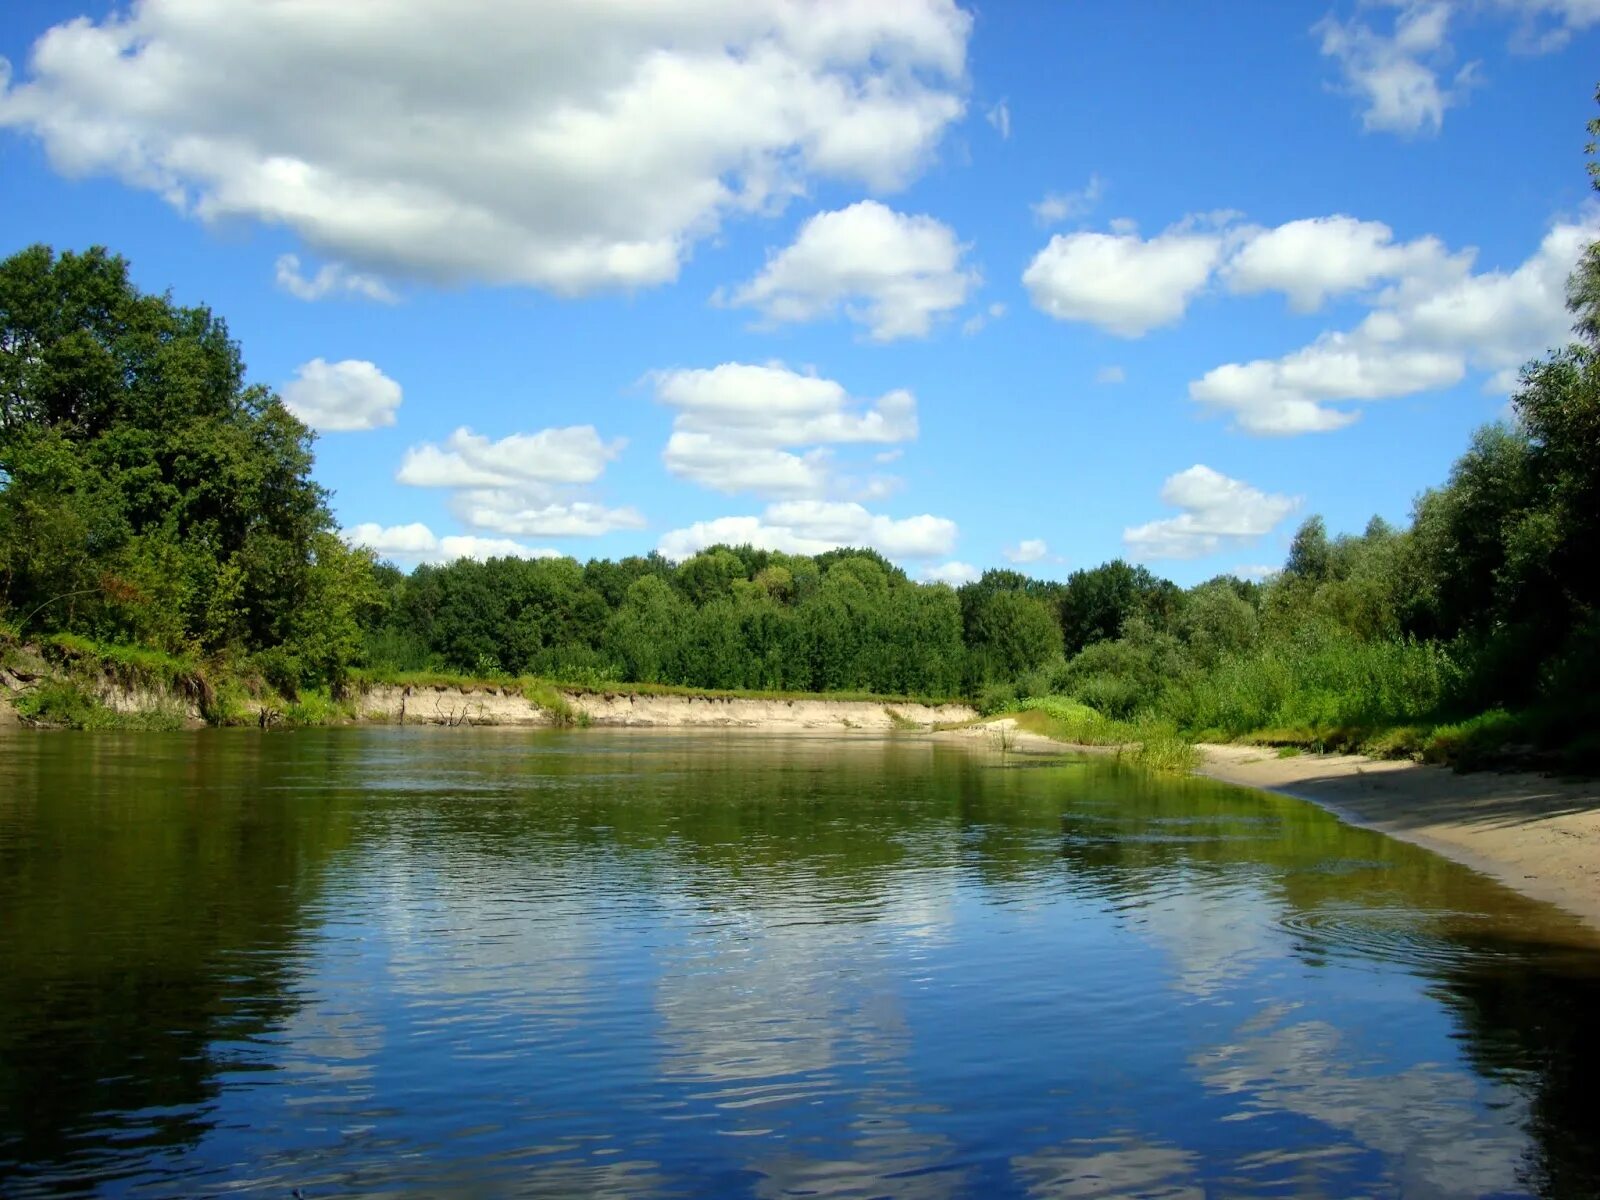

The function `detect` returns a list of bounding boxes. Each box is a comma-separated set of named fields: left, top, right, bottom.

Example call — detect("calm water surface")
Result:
left=2, top=728, right=1598, bottom=1198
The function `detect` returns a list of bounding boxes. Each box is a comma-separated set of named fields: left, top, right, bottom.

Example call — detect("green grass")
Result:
left=1131, top=728, right=1201, bottom=773
left=522, top=681, right=589, bottom=727
left=882, top=707, right=921, bottom=730
left=1006, top=697, right=1129, bottom=746
left=998, top=697, right=1198, bottom=774
left=1049, top=627, right=1583, bottom=772
left=13, top=678, right=187, bottom=731
left=40, top=633, right=214, bottom=708
left=1419, top=709, right=1537, bottom=768
left=280, top=688, right=355, bottom=728
left=1157, top=633, right=1456, bottom=740
left=201, top=676, right=260, bottom=726
left=1219, top=713, right=1529, bottom=767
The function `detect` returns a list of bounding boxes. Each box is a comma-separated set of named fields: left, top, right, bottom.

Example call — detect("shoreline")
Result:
left=0, top=672, right=979, bottom=734
left=1195, top=743, right=1600, bottom=931
left=937, top=720, right=1600, bottom=932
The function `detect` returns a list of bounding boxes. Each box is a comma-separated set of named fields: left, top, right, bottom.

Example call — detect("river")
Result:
left=2, top=728, right=1597, bottom=1197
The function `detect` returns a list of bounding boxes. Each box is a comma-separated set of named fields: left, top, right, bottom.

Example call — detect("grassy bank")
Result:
left=1002, top=693, right=1565, bottom=774
left=3, top=629, right=1580, bottom=777
left=991, top=624, right=1598, bottom=775
left=0, top=634, right=967, bottom=731
left=963, top=696, right=1199, bottom=773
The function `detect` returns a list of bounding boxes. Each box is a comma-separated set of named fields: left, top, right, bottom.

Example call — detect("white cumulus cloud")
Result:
left=1004, top=539, right=1050, bottom=564
left=1224, top=215, right=1464, bottom=312
left=1022, top=222, right=1226, bottom=336
left=653, top=362, right=917, bottom=499
left=275, top=254, right=397, bottom=304
left=1193, top=217, right=1596, bottom=434
left=659, top=500, right=957, bottom=560
left=1315, top=3, right=1469, bottom=136
left=398, top=426, right=622, bottom=490
left=451, top=497, right=647, bottom=539
left=343, top=522, right=562, bottom=564
left=1095, top=365, right=1126, bottom=384
left=1031, top=173, right=1105, bottom=226
left=1123, top=466, right=1299, bottom=561
left=726, top=201, right=978, bottom=341
left=280, top=358, right=402, bottom=431
left=0, top=0, right=971, bottom=293
left=396, top=425, right=643, bottom=537
left=924, top=560, right=980, bottom=585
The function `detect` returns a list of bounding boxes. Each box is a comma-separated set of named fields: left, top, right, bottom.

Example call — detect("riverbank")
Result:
left=940, top=707, right=1600, bottom=932
left=0, top=651, right=976, bottom=732
left=1194, top=744, right=1600, bottom=931
left=353, top=683, right=973, bottom=731
left=0, top=637, right=977, bottom=731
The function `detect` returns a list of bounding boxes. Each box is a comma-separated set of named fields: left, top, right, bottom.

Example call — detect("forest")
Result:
left=2, top=124, right=1597, bottom=765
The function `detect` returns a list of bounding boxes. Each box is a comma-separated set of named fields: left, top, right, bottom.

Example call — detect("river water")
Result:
left=1, top=728, right=1598, bottom=1198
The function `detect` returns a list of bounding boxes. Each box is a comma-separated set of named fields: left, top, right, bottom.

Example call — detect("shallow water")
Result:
left=1, top=728, right=1598, bottom=1198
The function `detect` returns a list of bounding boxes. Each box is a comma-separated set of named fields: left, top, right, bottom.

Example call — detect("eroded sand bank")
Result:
left=354, top=684, right=975, bottom=731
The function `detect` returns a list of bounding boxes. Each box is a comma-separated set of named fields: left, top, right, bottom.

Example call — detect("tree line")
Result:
left=2, top=91, right=1597, bottom=757
left=0, top=242, right=1187, bottom=700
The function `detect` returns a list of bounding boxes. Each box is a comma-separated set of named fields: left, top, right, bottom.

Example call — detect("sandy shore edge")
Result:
left=940, top=719, right=1600, bottom=931
left=1198, top=744, right=1600, bottom=931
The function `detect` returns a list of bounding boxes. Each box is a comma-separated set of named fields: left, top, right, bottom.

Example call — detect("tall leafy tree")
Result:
left=0, top=245, right=338, bottom=657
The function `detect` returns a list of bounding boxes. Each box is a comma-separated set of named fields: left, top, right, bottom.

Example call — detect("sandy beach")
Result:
left=940, top=721, right=1600, bottom=930
left=1197, top=744, right=1600, bottom=930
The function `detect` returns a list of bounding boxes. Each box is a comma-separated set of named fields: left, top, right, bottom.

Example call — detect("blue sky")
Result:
left=2, top=1, right=1596, bottom=585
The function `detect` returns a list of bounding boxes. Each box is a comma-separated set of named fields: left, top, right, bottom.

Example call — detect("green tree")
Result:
left=675, top=548, right=747, bottom=607
left=963, top=589, right=1063, bottom=684
left=604, top=575, right=692, bottom=683
left=1284, top=516, right=1332, bottom=584
left=1179, top=580, right=1260, bottom=668
left=0, top=244, right=356, bottom=672
left=1058, top=560, right=1176, bottom=654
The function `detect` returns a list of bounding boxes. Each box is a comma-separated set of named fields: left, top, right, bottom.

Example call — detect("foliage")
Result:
left=959, top=576, right=1063, bottom=685
left=1057, top=560, right=1181, bottom=655
left=13, top=679, right=110, bottom=728
left=523, top=680, right=588, bottom=727
left=280, top=688, right=352, bottom=728
left=13, top=677, right=186, bottom=731
left=1157, top=628, right=1457, bottom=740
left=0, top=244, right=366, bottom=685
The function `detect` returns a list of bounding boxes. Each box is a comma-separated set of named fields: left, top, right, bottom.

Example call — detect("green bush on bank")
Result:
left=13, top=677, right=187, bottom=731
left=998, top=695, right=1198, bottom=774
left=1156, top=629, right=1456, bottom=740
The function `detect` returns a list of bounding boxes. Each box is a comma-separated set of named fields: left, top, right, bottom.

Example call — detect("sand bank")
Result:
left=354, top=684, right=975, bottom=731
left=1198, top=744, right=1600, bottom=931
left=938, top=718, right=1600, bottom=930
